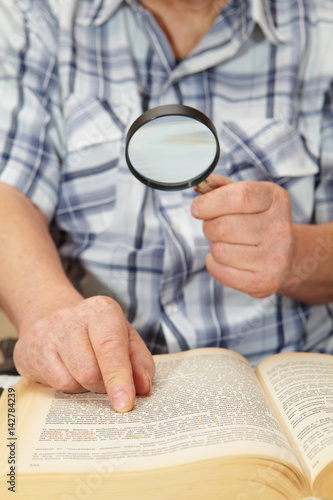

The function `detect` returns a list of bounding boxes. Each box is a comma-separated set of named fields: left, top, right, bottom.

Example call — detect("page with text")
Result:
left=4, top=349, right=301, bottom=475
left=256, top=352, right=333, bottom=484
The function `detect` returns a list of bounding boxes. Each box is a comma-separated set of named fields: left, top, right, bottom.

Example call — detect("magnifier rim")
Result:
left=125, top=104, right=220, bottom=191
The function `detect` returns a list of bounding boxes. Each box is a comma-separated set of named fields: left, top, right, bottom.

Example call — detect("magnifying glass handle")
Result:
left=195, top=179, right=215, bottom=194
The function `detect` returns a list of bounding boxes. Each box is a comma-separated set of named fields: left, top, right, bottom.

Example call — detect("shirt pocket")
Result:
left=217, top=118, right=319, bottom=179
left=57, top=94, right=126, bottom=234
left=215, top=118, right=320, bottom=222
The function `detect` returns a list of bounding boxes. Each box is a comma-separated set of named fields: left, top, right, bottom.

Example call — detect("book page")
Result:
left=256, top=352, right=333, bottom=483
left=1, top=348, right=300, bottom=475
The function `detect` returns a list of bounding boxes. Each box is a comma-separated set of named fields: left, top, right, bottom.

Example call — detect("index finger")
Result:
left=191, top=178, right=274, bottom=220
left=88, top=301, right=136, bottom=413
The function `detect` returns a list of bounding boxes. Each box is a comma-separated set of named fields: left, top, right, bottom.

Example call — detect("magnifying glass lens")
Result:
left=125, top=105, right=220, bottom=191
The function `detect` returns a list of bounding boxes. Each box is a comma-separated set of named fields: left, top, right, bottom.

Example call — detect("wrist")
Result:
left=278, top=222, right=333, bottom=302
left=3, top=279, right=84, bottom=333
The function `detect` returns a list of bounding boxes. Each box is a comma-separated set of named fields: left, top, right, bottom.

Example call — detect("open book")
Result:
left=0, top=348, right=332, bottom=500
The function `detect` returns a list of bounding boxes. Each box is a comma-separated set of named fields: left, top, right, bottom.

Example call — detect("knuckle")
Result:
left=210, top=241, right=223, bottom=260
left=94, top=337, right=129, bottom=374
left=56, top=379, right=85, bottom=394
left=43, top=361, right=85, bottom=393
left=86, top=295, right=123, bottom=317
left=233, top=182, right=252, bottom=211
left=270, top=205, right=292, bottom=234
left=76, top=362, right=102, bottom=388
left=215, top=219, right=227, bottom=240
left=204, top=220, right=225, bottom=242
left=202, top=220, right=211, bottom=239
left=97, top=334, right=128, bottom=352
left=103, top=369, right=127, bottom=390
left=249, top=271, right=282, bottom=299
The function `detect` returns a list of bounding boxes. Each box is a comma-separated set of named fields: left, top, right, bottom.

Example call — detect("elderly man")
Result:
left=0, top=0, right=332, bottom=412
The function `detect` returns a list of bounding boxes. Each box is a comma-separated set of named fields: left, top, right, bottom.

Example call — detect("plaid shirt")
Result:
left=1, top=0, right=333, bottom=364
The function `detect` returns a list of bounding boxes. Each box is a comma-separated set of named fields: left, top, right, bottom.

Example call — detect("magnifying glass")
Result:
left=125, top=104, right=220, bottom=193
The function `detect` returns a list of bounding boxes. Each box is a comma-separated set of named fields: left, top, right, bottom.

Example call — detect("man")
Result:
left=0, top=0, right=332, bottom=413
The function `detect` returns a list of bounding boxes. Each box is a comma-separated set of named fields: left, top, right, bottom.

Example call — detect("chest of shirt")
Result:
left=54, top=2, right=329, bottom=241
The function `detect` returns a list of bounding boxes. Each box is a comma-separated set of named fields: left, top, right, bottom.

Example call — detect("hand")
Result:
left=13, top=296, right=155, bottom=413
left=191, top=174, right=294, bottom=298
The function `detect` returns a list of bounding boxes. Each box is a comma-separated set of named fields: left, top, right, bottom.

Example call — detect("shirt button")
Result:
left=166, top=302, right=178, bottom=314
left=171, top=223, right=181, bottom=232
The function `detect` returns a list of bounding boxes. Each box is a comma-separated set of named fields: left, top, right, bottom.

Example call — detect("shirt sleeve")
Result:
left=0, top=0, right=63, bottom=220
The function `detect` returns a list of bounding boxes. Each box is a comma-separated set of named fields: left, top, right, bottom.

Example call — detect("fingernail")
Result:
left=111, top=390, right=130, bottom=413
left=145, top=370, right=152, bottom=395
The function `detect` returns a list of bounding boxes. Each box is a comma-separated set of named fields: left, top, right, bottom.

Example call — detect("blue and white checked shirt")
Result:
left=1, top=0, right=333, bottom=365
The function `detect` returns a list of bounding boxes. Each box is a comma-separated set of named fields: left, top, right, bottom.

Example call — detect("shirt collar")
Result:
left=75, top=0, right=126, bottom=26
left=251, top=0, right=286, bottom=44
left=76, top=0, right=286, bottom=45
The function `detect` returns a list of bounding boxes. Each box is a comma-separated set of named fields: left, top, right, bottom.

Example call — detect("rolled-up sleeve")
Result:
left=0, top=0, right=63, bottom=220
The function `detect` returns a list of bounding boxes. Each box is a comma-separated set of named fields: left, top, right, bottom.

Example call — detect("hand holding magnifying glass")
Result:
left=125, top=105, right=295, bottom=300
left=125, top=105, right=220, bottom=193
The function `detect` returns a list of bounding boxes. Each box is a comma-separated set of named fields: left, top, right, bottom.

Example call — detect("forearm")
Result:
left=0, top=184, right=154, bottom=412
left=279, top=222, right=333, bottom=304
left=0, top=183, right=82, bottom=331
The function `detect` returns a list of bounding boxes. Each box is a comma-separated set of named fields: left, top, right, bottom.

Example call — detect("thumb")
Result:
left=127, top=320, right=155, bottom=396
left=191, top=174, right=234, bottom=218
left=194, top=174, right=233, bottom=193
left=203, top=173, right=234, bottom=189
